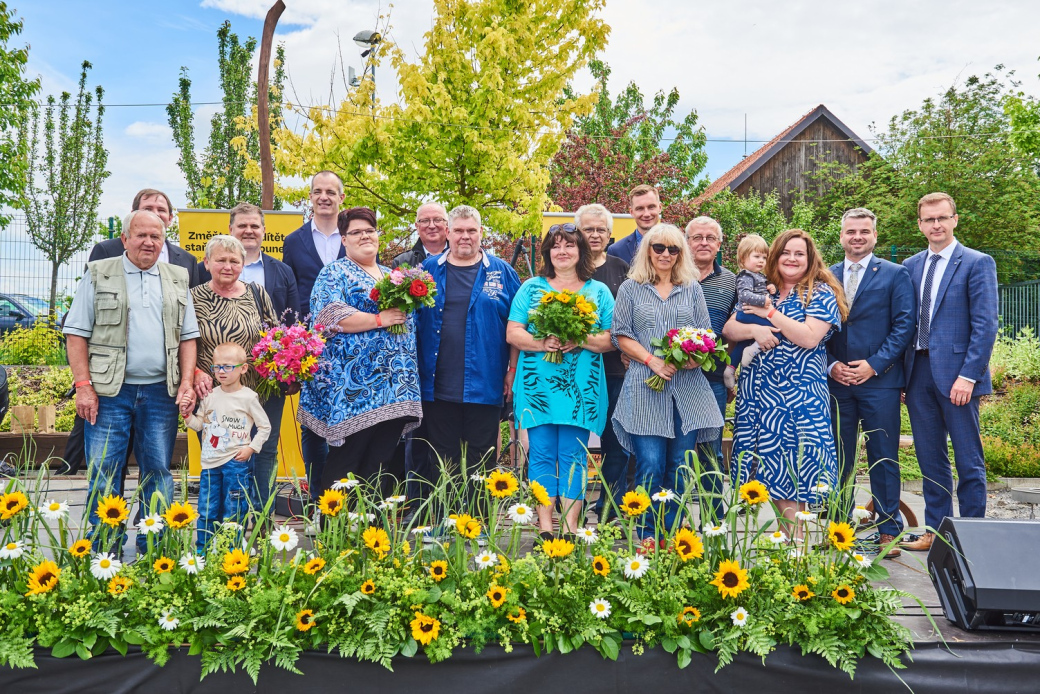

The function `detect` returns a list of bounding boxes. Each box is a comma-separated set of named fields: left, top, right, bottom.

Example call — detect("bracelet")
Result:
left=375, top=314, right=383, bottom=328
left=74, top=380, right=92, bottom=389
left=767, top=308, right=777, bottom=319
left=507, top=366, right=516, bottom=372
left=643, top=354, right=653, bottom=366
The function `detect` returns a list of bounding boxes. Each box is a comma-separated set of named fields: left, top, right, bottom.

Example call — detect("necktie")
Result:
left=846, top=263, right=862, bottom=305
left=917, top=254, right=942, bottom=350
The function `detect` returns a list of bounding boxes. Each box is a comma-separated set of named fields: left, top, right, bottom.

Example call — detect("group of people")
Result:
left=64, top=174, right=998, bottom=557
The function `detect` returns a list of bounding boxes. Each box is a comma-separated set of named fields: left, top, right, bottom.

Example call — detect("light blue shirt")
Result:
left=310, top=220, right=342, bottom=266
left=241, top=255, right=265, bottom=287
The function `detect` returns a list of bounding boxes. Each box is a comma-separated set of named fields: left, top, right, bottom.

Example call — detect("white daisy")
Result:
left=159, top=610, right=179, bottom=631
left=731, top=607, right=749, bottom=627
left=137, top=514, right=165, bottom=534
left=507, top=503, right=534, bottom=524
left=377, top=500, right=396, bottom=511
left=443, top=515, right=460, bottom=528
left=470, top=473, right=485, bottom=483
left=90, top=552, right=122, bottom=580
left=386, top=495, right=407, bottom=504
left=411, top=525, right=433, bottom=536
left=589, top=598, right=611, bottom=619
left=794, top=510, right=817, bottom=522
left=811, top=482, right=830, bottom=495
left=179, top=553, right=205, bottom=574
left=576, top=527, right=598, bottom=544
left=651, top=489, right=676, bottom=503
left=622, top=555, right=649, bottom=579
left=787, top=546, right=805, bottom=558
left=852, top=506, right=872, bottom=522
left=474, top=551, right=498, bottom=570
left=851, top=552, right=873, bottom=569
left=0, top=540, right=24, bottom=560
left=38, top=499, right=69, bottom=521
left=348, top=512, right=376, bottom=523
left=768, top=530, right=788, bottom=545
left=331, top=477, right=360, bottom=491
left=270, top=525, right=299, bottom=552
left=704, top=523, right=728, bottom=537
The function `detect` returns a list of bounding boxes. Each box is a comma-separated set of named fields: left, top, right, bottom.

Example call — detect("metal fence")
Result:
left=1000, top=280, right=1040, bottom=336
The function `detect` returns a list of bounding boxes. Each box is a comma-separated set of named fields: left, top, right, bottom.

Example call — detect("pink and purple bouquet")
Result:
left=644, top=326, right=730, bottom=391
left=250, top=322, right=327, bottom=399
left=368, top=264, right=437, bottom=334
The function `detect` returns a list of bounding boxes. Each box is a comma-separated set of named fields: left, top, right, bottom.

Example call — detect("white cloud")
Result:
left=125, top=121, right=173, bottom=141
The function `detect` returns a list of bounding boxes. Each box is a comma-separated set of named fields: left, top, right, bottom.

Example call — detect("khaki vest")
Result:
left=86, top=257, right=189, bottom=397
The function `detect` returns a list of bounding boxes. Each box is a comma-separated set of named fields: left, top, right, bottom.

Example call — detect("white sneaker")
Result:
left=723, top=366, right=736, bottom=391
left=740, top=342, right=761, bottom=369
left=304, top=509, right=319, bottom=537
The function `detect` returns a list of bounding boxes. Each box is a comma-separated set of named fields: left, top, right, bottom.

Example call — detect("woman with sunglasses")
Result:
left=299, top=207, right=422, bottom=500
left=611, top=224, right=724, bottom=553
left=506, top=223, right=615, bottom=541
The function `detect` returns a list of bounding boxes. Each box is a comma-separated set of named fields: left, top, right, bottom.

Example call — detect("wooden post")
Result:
left=257, top=0, right=286, bottom=210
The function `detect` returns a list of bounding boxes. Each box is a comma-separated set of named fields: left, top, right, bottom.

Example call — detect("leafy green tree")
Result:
left=167, top=21, right=286, bottom=209
left=0, top=2, right=41, bottom=227
left=23, top=61, right=109, bottom=314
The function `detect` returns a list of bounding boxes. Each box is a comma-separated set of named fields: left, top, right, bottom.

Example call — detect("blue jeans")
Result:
left=251, top=394, right=284, bottom=511
left=301, top=425, right=328, bottom=502
left=197, top=459, right=252, bottom=553
left=594, top=376, right=628, bottom=520
left=696, top=380, right=728, bottom=525
left=630, top=403, right=700, bottom=539
left=84, top=382, right=177, bottom=554
left=527, top=424, right=589, bottom=500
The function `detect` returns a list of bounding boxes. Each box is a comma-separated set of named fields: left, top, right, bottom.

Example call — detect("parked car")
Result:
left=0, top=294, right=63, bottom=335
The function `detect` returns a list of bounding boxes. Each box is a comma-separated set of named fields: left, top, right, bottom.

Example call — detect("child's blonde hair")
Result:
left=213, top=342, right=248, bottom=363
left=736, top=234, right=769, bottom=268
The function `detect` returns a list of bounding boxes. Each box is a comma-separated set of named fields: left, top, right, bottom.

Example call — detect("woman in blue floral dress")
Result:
left=724, top=229, right=848, bottom=535
left=299, top=207, right=422, bottom=497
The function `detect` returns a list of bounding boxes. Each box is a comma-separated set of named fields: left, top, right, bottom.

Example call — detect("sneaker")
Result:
left=304, top=509, right=320, bottom=537
left=740, top=343, right=761, bottom=369
left=723, top=365, right=736, bottom=391
left=422, top=527, right=445, bottom=545
left=538, top=531, right=554, bottom=543
left=474, top=532, right=489, bottom=547
left=637, top=536, right=658, bottom=555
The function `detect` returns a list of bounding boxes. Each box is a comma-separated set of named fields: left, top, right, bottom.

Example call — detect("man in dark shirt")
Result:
left=393, top=203, right=449, bottom=269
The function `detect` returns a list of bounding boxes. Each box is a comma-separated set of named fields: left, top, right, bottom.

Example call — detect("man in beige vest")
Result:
left=64, top=210, right=200, bottom=554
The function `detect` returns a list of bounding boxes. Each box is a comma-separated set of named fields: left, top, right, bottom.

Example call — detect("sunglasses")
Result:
left=650, top=243, right=682, bottom=256
left=548, top=223, right=578, bottom=234
left=211, top=363, right=245, bottom=373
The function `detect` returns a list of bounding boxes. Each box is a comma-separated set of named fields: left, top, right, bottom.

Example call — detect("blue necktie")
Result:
left=918, top=254, right=941, bottom=350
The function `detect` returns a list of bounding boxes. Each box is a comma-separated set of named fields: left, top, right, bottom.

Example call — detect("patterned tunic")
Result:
left=191, top=282, right=277, bottom=394
left=731, top=285, right=841, bottom=502
left=299, top=257, right=422, bottom=446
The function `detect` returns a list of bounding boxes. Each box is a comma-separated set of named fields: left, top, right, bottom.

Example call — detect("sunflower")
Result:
left=318, top=488, right=345, bottom=517
left=710, top=559, right=750, bottom=599
left=620, top=490, right=651, bottom=516
left=832, top=585, right=855, bottom=605
left=362, top=526, right=391, bottom=557
left=96, top=495, right=129, bottom=528
left=507, top=607, right=527, bottom=623
left=296, top=609, right=316, bottom=632
left=739, top=480, right=769, bottom=505
left=361, top=579, right=376, bottom=595
left=25, top=560, right=60, bottom=596
left=410, top=612, right=441, bottom=645
left=226, top=576, right=246, bottom=591
left=678, top=606, right=701, bottom=626
left=542, top=538, right=575, bottom=559
left=108, top=575, right=134, bottom=596
left=69, top=539, right=92, bottom=558
left=221, top=548, right=250, bottom=575
left=0, top=491, right=29, bottom=520
left=454, top=514, right=481, bottom=539
left=303, top=557, right=326, bottom=575
left=592, top=555, right=610, bottom=577
left=530, top=481, right=551, bottom=507
left=827, top=522, right=856, bottom=552
left=429, top=560, right=448, bottom=582
left=673, top=528, right=704, bottom=561
left=153, top=556, right=175, bottom=574
left=162, top=501, right=198, bottom=529
left=486, top=584, right=508, bottom=608
left=486, top=469, right=519, bottom=498
left=540, top=292, right=555, bottom=304
left=792, top=584, right=815, bottom=601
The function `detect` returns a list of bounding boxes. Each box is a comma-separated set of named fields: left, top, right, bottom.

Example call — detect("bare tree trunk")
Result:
left=257, top=0, right=285, bottom=210
left=49, top=261, right=59, bottom=319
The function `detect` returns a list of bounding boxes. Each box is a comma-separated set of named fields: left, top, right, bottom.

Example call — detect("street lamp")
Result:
left=351, top=30, right=381, bottom=111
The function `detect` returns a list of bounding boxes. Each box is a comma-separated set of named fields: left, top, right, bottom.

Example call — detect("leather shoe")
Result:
left=877, top=533, right=902, bottom=558
left=899, top=532, right=934, bottom=552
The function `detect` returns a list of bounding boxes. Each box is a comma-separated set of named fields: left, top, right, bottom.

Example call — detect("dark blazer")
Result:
left=90, top=238, right=201, bottom=287
left=392, top=238, right=445, bottom=269
left=605, top=230, right=643, bottom=266
left=282, top=221, right=344, bottom=321
left=827, top=256, right=917, bottom=390
left=196, top=253, right=300, bottom=322
left=902, top=242, right=998, bottom=396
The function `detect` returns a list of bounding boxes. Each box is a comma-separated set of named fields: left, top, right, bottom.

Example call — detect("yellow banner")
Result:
left=177, top=209, right=305, bottom=261
left=541, top=212, right=637, bottom=242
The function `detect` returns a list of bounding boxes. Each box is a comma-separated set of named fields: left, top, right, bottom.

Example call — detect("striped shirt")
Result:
left=610, top=279, right=724, bottom=450
left=698, top=262, right=737, bottom=383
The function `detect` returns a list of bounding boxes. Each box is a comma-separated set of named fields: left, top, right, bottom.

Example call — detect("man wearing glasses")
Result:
left=900, top=192, right=998, bottom=552
left=393, top=203, right=450, bottom=269
left=607, top=184, right=662, bottom=266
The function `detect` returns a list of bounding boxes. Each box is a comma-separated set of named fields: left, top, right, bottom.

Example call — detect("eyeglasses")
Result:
left=345, top=228, right=379, bottom=238
left=548, top=223, right=578, bottom=233
left=581, top=226, right=610, bottom=236
left=416, top=217, right=447, bottom=226
left=687, top=234, right=720, bottom=244
left=210, top=363, right=245, bottom=373
left=920, top=215, right=956, bottom=225
left=650, top=244, right=682, bottom=256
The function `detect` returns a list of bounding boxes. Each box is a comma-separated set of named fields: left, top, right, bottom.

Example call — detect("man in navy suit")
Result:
left=827, top=208, right=916, bottom=558
left=606, top=184, right=661, bottom=266
left=900, top=192, right=998, bottom=552
left=280, top=171, right=346, bottom=511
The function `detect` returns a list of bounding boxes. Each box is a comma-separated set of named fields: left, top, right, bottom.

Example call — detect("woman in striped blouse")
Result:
left=611, top=224, right=724, bottom=552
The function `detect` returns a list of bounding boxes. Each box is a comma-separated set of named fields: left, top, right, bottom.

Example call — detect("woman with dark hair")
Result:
left=506, top=224, right=615, bottom=539
left=299, top=207, right=422, bottom=498
left=724, top=228, right=848, bottom=539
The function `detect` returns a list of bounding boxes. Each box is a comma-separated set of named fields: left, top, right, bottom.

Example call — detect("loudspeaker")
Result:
left=928, top=517, right=1040, bottom=631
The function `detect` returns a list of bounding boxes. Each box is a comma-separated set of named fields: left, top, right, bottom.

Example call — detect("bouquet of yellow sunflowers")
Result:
left=527, top=289, right=600, bottom=363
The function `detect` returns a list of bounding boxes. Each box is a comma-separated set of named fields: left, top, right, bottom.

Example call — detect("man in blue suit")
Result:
left=900, top=192, right=998, bottom=552
left=827, top=208, right=916, bottom=558
left=606, top=184, right=661, bottom=265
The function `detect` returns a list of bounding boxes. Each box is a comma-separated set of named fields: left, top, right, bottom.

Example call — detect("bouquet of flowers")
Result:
left=528, top=289, right=599, bottom=363
left=250, top=322, right=327, bottom=398
left=644, top=326, right=729, bottom=391
left=369, top=264, right=437, bottom=334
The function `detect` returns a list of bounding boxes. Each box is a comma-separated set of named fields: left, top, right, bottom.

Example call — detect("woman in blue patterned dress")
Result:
left=507, top=224, right=615, bottom=541
left=724, top=229, right=848, bottom=536
left=299, top=207, right=422, bottom=498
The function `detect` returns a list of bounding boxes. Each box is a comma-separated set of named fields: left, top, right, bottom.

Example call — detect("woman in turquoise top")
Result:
left=507, top=224, right=615, bottom=541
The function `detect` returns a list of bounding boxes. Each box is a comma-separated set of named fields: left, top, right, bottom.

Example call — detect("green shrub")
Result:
left=0, top=367, right=75, bottom=433
left=0, top=322, right=68, bottom=366
left=983, top=437, right=1040, bottom=478
left=991, top=327, right=1040, bottom=382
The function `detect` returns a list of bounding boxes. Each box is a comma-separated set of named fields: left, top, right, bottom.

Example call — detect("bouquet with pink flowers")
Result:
left=644, top=326, right=730, bottom=391
left=368, top=264, right=437, bottom=334
left=250, top=322, right=327, bottom=399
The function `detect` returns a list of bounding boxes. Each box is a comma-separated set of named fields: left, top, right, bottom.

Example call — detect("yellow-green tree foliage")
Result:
left=266, top=0, right=608, bottom=237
